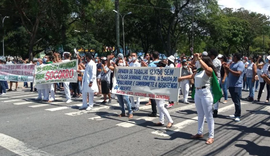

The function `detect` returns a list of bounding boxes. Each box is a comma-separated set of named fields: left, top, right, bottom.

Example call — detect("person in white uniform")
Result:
left=179, top=59, right=192, bottom=104
left=61, top=52, right=72, bottom=103
left=154, top=61, right=173, bottom=128
left=166, top=55, right=176, bottom=108
left=128, top=52, right=141, bottom=111
left=178, top=53, right=216, bottom=145
left=35, top=59, right=45, bottom=100
left=79, top=53, right=98, bottom=110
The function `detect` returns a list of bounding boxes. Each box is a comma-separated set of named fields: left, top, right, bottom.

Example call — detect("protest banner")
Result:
left=34, top=60, right=78, bottom=85
left=0, top=64, right=35, bottom=82
left=112, top=67, right=180, bottom=101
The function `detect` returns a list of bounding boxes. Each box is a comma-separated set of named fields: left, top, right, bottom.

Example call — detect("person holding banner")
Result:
left=178, top=53, right=218, bottom=145
left=44, top=55, right=56, bottom=102
left=154, top=61, right=174, bottom=128
left=62, top=52, right=72, bottom=103
left=128, top=52, right=141, bottom=111
left=113, top=54, right=133, bottom=118
left=79, top=53, right=98, bottom=110
left=35, top=58, right=45, bottom=101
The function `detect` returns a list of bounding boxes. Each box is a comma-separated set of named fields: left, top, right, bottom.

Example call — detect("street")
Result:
left=0, top=89, right=269, bottom=156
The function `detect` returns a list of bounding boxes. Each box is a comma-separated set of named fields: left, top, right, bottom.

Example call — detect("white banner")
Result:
left=34, top=60, right=78, bottom=85
left=112, top=67, right=180, bottom=101
left=0, top=64, right=35, bottom=82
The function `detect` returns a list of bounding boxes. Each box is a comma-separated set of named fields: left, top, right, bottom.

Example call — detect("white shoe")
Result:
left=184, top=101, right=189, bottom=104
left=66, top=99, right=72, bottom=104
left=2, top=93, right=6, bottom=95
left=234, top=117, right=240, bottom=122
left=229, top=115, right=235, bottom=119
left=86, top=106, right=93, bottom=111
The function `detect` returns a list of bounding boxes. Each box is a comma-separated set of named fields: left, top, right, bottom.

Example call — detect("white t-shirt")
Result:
left=195, top=70, right=211, bottom=88
left=257, top=68, right=264, bottom=82
left=129, top=60, right=141, bottom=67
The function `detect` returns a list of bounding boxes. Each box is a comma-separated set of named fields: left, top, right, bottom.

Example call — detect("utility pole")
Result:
left=115, top=0, right=120, bottom=55
left=191, top=0, right=194, bottom=55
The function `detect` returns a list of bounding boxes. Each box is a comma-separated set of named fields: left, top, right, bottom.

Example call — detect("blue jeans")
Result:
left=229, top=87, right=242, bottom=117
left=255, top=80, right=259, bottom=91
left=4, top=81, right=8, bottom=89
left=221, top=77, right=228, bottom=100
left=24, top=82, right=28, bottom=87
left=116, top=95, right=132, bottom=114
left=0, top=81, right=6, bottom=93
left=246, top=77, right=255, bottom=98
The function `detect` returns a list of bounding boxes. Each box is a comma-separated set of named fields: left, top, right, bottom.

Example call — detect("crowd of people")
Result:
left=1, top=50, right=270, bottom=145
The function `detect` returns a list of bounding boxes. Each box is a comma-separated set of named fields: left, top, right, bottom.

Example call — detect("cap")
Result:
left=267, top=55, right=270, bottom=60
left=202, top=51, right=208, bottom=56
left=217, top=54, right=223, bottom=58
left=117, top=53, right=124, bottom=58
left=168, top=55, right=175, bottom=62
left=101, top=57, right=107, bottom=61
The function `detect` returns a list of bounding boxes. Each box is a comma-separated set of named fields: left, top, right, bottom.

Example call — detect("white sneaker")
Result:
left=66, top=99, right=72, bottom=104
left=234, top=117, right=240, bottom=122
left=86, top=106, right=93, bottom=111
left=2, top=93, right=6, bottom=95
left=184, top=101, right=189, bottom=104
left=229, top=115, right=235, bottom=119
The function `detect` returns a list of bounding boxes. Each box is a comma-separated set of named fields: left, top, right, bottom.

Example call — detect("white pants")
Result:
left=37, top=89, right=45, bottom=99
left=44, top=84, right=54, bottom=101
left=130, top=96, right=140, bottom=108
left=180, top=80, right=190, bottom=102
left=156, top=99, right=173, bottom=124
left=194, top=88, right=214, bottom=138
left=63, top=82, right=71, bottom=101
left=82, top=91, right=94, bottom=108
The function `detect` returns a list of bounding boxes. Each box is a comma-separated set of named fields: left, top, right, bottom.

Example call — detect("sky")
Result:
left=218, top=0, right=270, bottom=16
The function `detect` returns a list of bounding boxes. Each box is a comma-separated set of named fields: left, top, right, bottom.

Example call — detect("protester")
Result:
left=0, top=57, right=7, bottom=95
left=244, top=56, right=257, bottom=102
left=114, top=53, right=133, bottom=118
left=208, top=49, right=222, bottom=117
left=96, top=57, right=102, bottom=96
left=256, top=55, right=270, bottom=103
left=154, top=61, right=174, bottom=128
left=218, top=54, right=228, bottom=104
left=178, top=53, right=217, bottom=145
left=129, top=52, right=141, bottom=111
left=166, top=55, right=176, bottom=108
left=35, top=58, right=45, bottom=101
left=100, top=57, right=112, bottom=104
left=224, top=53, right=245, bottom=122
left=79, top=53, right=98, bottom=110
left=179, top=58, right=192, bottom=104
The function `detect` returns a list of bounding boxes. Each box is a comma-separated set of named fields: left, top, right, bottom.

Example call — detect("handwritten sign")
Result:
left=112, top=67, right=180, bottom=101
left=34, top=60, right=78, bottom=85
left=0, top=64, right=35, bottom=82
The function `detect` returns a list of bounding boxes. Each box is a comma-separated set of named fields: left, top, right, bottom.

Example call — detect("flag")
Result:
left=191, top=68, right=223, bottom=104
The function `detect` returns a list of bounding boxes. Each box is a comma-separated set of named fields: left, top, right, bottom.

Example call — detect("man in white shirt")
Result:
left=62, top=52, right=72, bottom=103
left=79, top=53, right=98, bottom=110
left=129, top=52, right=141, bottom=111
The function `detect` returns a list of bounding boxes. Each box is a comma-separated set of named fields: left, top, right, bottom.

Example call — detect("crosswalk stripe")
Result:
left=29, top=104, right=50, bottom=108
left=3, top=99, right=25, bottom=102
left=13, top=102, right=34, bottom=105
left=45, top=104, right=81, bottom=112
left=116, top=104, right=196, bottom=128
left=151, top=102, right=248, bottom=137
left=0, top=98, right=9, bottom=100
left=65, top=104, right=119, bottom=116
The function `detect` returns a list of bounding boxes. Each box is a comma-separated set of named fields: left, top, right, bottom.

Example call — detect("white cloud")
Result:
left=218, top=0, right=270, bottom=16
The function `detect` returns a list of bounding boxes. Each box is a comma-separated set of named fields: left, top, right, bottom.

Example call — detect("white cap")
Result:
left=267, top=55, right=270, bottom=60
left=217, top=54, right=223, bottom=58
left=168, top=55, right=175, bottom=62
left=202, top=51, right=208, bottom=56
left=101, top=57, right=107, bottom=61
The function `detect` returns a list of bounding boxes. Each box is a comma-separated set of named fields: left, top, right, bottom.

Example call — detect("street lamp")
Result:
left=113, top=10, right=132, bottom=56
left=2, top=16, right=9, bottom=56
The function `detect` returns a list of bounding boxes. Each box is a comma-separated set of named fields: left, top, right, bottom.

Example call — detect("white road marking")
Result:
left=45, top=104, right=81, bottom=112
left=116, top=104, right=196, bottom=128
left=3, top=99, right=25, bottom=102
left=151, top=103, right=248, bottom=137
left=65, top=104, right=119, bottom=117
left=0, top=133, right=53, bottom=156
left=29, top=104, right=50, bottom=108
left=0, top=98, right=9, bottom=100
left=13, top=102, right=34, bottom=105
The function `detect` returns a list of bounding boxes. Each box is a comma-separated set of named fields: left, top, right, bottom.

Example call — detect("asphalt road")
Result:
left=0, top=88, right=269, bottom=156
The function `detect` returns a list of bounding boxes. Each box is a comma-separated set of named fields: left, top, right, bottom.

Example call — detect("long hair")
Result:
left=202, top=55, right=217, bottom=76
